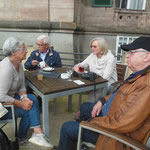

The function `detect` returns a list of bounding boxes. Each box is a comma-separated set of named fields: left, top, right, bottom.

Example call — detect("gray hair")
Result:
left=90, top=37, right=108, bottom=55
left=2, top=37, right=24, bottom=56
left=37, top=35, right=49, bottom=45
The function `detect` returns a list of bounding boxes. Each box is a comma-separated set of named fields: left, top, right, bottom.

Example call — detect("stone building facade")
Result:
left=0, top=0, right=150, bottom=63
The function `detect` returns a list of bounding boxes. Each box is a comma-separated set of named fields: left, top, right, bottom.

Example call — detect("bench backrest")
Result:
left=116, top=63, right=128, bottom=81
left=57, top=51, right=89, bottom=67
left=0, top=48, right=5, bottom=61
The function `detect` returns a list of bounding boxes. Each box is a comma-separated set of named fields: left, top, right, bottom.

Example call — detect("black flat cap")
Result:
left=121, top=36, right=150, bottom=51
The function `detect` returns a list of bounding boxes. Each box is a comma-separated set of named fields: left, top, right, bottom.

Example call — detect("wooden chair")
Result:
left=116, top=63, right=128, bottom=81
left=0, top=102, right=16, bottom=136
left=109, top=63, right=128, bottom=94
left=77, top=121, right=150, bottom=150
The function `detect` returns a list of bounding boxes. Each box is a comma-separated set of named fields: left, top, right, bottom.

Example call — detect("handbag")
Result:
left=0, top=107, right=19, bottom=150
left=0, top=128, right=19, bottom=150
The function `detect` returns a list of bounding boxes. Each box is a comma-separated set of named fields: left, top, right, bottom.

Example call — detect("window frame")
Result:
left=116, top=36, right=138, bottom=63
left=116, top=0, right=146, bottom=10
left=127, top=0, right=146, bottom=10
left=92, top=0, right=112, bottom=7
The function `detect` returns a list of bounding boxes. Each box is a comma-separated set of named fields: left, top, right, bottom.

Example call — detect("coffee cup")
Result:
left=39, top=61, right=46, bottom=68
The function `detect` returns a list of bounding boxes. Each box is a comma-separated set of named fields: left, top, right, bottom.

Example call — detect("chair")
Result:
left=0, top=102, right=16, bottom=136
left=77, top=121, right=150, bottom=150
left=116, top=63, right=128, bottom=81
left=109, top=63, right=128, bottom=94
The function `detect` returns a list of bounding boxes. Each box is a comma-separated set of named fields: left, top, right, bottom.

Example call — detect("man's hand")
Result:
left=32, top=60, right=39, bottom=66
left=91, top=101, right=102, bottom=118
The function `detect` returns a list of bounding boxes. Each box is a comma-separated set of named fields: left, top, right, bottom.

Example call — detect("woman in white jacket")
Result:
left=73, top=37, right=118, bottom=120
left=74, top=37, right=117, bottom=102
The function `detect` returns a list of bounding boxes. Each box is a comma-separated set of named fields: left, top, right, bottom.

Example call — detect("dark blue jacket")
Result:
left=24, top=49, right=62, bottom=70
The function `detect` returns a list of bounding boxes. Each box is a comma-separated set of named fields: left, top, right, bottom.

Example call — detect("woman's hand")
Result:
left=73, top=65, right=80, bottom=72
left=21, top=98, right=33, bottom=110
left=91, top=101, right=102, bottom=118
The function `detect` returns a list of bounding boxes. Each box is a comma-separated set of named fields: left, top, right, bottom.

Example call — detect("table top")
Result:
left=25, top=68, right=107, bottom=95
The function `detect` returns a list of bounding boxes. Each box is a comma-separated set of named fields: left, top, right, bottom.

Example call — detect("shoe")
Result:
left=19, top=140, right=32, bottom=146
left=29, top=133, right=53, bottom=148
left=18, top=139, right=32, bottom=146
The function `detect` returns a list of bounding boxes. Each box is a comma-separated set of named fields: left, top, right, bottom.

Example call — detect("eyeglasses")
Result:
left=18, top=48, right=27, bottom=51
left=91, top=45, right=97, bottom=48
left=126, top=50, right=148, bottom=55
left=36, top=43, right=45, bottom=47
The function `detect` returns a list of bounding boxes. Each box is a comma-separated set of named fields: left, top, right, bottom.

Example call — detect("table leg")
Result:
left=102, top=84, right=107, bottom=97
left=68, top=95, right=72, bottom=111
left=42, top=96, right=50, bottom=139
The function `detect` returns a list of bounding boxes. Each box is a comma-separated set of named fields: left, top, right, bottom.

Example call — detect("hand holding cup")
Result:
left=39, top=61, right=46, bottom=68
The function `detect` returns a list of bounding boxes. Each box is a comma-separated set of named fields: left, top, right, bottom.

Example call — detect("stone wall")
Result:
left=0, top=0, right=48, bottom=21
left=0, top=0, right=74, bottom=22
left=50, top=0, right=74, bottom=22
left=0, top=0, right=150, bottom=58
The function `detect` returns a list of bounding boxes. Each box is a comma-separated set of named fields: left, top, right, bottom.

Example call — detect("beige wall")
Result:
left=0, top=0, right=48, bottom=21
left=0, top=0, right=74, bottom=22
left=50, top=0, right=74, bottom=22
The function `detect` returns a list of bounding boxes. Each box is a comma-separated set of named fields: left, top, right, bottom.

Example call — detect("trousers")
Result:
left=58, top=102, right=99, bottom=150
left=1, top=94, right=40, bottom=139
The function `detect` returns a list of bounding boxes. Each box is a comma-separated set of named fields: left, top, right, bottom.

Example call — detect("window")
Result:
left=115, top=0, right=146, bottom=10
left=116, top=36, right=138, bottom=62
left=92, top=0, right=112, bottom=7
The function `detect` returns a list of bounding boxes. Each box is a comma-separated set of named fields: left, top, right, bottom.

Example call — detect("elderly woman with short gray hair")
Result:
left=0, top=37, right=53, bottom=148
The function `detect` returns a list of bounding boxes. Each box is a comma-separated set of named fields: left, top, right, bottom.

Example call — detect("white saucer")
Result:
left=78, top=70, right=88, bottom=74
left=43, top=67, right=54, bottom=72
left=61, top=73, right=70, bottom=79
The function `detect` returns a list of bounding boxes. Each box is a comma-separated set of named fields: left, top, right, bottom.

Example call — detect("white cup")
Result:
left=39, top=61, right=46, bottom=68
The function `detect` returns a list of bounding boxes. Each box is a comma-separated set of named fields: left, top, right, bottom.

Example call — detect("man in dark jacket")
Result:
left=24, top=34, right=62, bottom=70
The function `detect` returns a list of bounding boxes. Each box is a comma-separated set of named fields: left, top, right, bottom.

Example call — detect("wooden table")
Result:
left=25, top=68, right=107, bottom=139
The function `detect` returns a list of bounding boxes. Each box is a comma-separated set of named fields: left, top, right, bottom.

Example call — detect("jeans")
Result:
left=58, top=102, right=99, bottom=150
left=1, top=94, right=40, bottom=139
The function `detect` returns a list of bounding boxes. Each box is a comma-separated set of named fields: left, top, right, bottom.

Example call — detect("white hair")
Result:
left=2, top=37, right=24, bottom=56
left=37, top=35, right=49, bottom=45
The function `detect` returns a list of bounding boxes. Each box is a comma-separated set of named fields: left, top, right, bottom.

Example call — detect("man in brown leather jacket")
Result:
left=53, top=36, right=150, bottom=150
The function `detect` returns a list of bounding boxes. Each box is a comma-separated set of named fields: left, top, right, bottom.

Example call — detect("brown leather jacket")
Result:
left=90, top=66, right=150, bottom=150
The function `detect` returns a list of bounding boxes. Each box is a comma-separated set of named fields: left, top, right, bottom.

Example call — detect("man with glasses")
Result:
left=52, top=36, right=150, bottom=150
left=24, top=34, right=62, bottom=70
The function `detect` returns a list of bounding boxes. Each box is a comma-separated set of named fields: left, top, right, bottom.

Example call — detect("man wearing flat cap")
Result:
left=52, top=36, right=150, bottom=150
